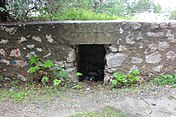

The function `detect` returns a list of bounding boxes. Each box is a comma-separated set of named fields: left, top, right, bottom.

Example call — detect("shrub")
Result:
left=43, top=9, right=129, bottom=20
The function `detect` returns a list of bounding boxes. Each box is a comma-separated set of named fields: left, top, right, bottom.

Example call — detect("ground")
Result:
left=0, top=82, right=176, bottom=117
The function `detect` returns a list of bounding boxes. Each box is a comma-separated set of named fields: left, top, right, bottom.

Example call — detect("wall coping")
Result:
left=1, top=20, right=176, bottom=26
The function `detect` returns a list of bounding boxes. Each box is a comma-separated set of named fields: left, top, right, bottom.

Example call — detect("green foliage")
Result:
left=112, top=70, right=140, bottom=88
left=130, top=70, right=140, bottom=75
left=28, top=55, right=69, bottom=87
left=28, top=66, right=40, bottom=73
left=4, top=0, right=45, bottom=21
left=28, top=55, right=52, bottom=85
left=43, top=60, right=54, bottom=68
left=41, top=76, right=49, bottom=85
left=169, top=9, right=176, bottom=20
left=5, top=0, right=161, bottom=21
left=53, top=68, right=68, bottom=80
left=53, top=79, right=62, bottom=87
left=43, top=8, right=126, bottom=20
left=153, top=73, right=176, bottom=87
left=11, top=91, right=26, bottom=102
left=75, top=72, right=83, bottom=77
left=29, top=55, right=39, bottom=65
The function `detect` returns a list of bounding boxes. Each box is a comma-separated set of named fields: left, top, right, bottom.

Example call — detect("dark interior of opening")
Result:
left=77, top=45, right=106, bottom=82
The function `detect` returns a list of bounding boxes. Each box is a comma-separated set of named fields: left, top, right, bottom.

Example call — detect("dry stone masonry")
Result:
left=0, top=21, right=176, bottom=83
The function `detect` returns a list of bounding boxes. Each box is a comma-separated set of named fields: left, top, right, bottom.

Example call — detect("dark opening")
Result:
left=77, top=45, right=106, bottom=82
left=0, top=0, right=8, bottom=22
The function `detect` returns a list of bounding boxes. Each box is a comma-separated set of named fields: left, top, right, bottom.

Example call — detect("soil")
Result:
left=0, top=82, right=176, bottom=117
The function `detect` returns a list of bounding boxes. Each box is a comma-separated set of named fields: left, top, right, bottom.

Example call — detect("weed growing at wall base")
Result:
left=28, top=55, right=68, bottom=87
left=111, top=70, right=141, bottom=88
left=153, top=73, right=176, bottom=87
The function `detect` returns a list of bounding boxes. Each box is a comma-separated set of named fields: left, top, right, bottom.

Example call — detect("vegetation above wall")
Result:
left=0, top=0, right=161, bottom=21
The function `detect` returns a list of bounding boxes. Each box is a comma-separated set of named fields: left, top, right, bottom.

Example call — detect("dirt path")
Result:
left=0, top=83, right=176, bottom=117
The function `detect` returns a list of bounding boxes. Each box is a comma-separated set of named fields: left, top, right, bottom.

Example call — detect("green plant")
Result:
left=53, top=68, right=68, bottom=80
left=11, top=91, right=26, bottom=102
left=44, top=8, right=129, bottom=20
left=153, top=73, right=176, bottom=87
left=75, top=72, right=83, bottom=77
left=43, top=60, right=54, bottom=68
left=28, top=55, right=53, bottom=85
left=41, top=76, right=49, bottom=85
left=28, top=55, right=69, bottom=87
left=29, top=66, right=40, bottom=73
left=52, top=67, right=69, bottom=87
left=111, top=70, right=140, bottom=88
left=53, top=79, right=61, bottom=87
left=29, top=55, right=39, bottom=65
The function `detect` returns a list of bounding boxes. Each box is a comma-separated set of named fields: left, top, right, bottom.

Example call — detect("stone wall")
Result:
left=0, top=21, right=176, bottom=82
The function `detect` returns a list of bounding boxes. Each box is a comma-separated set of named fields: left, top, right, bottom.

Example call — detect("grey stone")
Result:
left=108, top=45, right=118, bottom=52
left=32, top=36, right=42, bottom=42
left=148, top=43, right=157, bottom=52
left=132, top=23, right=142, bottom=30
left=126, top=33, right=135, bottom=44
left=106, top=53, right=127, bottom=68
left=0, top=39, right=9, bottom=44
left=170, top=23, right=176, bottom=28
left=166, top=51, right=176, bottom=61
left=65, top=62, right=74, bottom=68
left=46, top=34, right=54, bottom=43
left=67, top=49, right=76, bottom=62
left=36, top=48, right=43, bottom=52
left=158, top=41, right=169, bottom=51
left=55, top=61, right=65, bottom=68
left=17, top=74, right=27, bottom=81
left=119, top=27, right=124, bottom=34
left=166, top=30, right=176, bottom=43
left=27, top=44, right=35, bottom=49
left=105, top=66, right=117, bottom=73
left=136, top=32, right=143, bottom=40
left=160, top=23, right=168, bottom=28
left=18, top=36, right=27, bottom=43
left=65, top=67, right=76, bottom=73
left=146, top=32, right=164, bottom=37
left=150, top=23, right=159, bottom=29
left=103, top=70, right=111, bottom=84
left=131, top=57, right=142, bottom=63
left=146, top=52, right=162, bottom=63
left=43, top=52, right=51, bottom=58
left=152, top=65, right=163, bottom=72
left=119, top=45, right=127, bottom=52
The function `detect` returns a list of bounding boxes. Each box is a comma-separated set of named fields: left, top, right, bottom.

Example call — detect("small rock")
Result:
left=108, top=45, right=118, bottom=52
left=67, top=49, right=76, bottom=62
left=18, top=74, right=27, bottom=81
left=151, top=103, right=156, bottom=106
left=131, top=57, right=142, bottom=64
left=86, top=87, right=90, bottom=91
left=132, top=23, right=142, bottom=30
